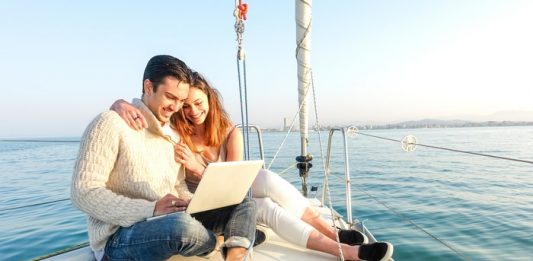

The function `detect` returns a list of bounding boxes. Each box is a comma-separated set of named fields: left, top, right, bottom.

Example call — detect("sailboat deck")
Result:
left=40, top=198, right=359, bottom=261
left=171, top=198, right=344, bottom=261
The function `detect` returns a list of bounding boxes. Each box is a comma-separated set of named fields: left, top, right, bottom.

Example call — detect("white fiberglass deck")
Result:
left=41, top=199, right=364, bottom=261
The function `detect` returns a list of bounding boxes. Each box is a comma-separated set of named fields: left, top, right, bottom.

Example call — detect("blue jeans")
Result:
left=104, top=197, right=256, bottom=261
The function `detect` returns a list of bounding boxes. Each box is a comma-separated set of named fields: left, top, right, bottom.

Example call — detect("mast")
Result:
left=295, top=0, right=313, bottom=196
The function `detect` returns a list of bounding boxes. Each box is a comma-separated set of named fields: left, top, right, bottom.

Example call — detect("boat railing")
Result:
left=236, top=124, right=356, bottom=227
left=236, top=124, right=266, bottom=168
left=321, top=127, right=353, bottom=225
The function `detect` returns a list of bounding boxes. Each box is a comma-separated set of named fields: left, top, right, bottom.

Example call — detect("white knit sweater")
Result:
left=71, top=98, right=192, bottom=251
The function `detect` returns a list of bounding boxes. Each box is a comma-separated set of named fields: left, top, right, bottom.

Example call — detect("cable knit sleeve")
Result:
left=71, top=112, right=155, bottom=227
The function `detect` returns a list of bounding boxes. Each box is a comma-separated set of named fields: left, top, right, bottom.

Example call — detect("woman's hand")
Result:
left=174, top=143, right=205, bottom=181
left=110, top=99, right=147, bottom=130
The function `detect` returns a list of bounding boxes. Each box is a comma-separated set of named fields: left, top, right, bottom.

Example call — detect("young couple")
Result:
left=71, top=55, right=256, bottom=261
left=108, top=60, right=393, bottom=260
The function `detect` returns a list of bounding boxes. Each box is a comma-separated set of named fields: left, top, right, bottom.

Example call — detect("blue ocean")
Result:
left=1, top=126, right=532, bottom=260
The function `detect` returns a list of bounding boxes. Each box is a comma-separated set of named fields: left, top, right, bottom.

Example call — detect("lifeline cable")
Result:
left=0, top=198, right=70, bottom=212
left=0, top=140, right=79, bottom=143
left=356, top=131, right=533, bottom=165
left=359, top=188, right=473, bottom=261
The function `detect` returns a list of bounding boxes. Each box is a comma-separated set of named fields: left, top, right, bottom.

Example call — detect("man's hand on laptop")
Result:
left=153, top=194, right=189, bottom=216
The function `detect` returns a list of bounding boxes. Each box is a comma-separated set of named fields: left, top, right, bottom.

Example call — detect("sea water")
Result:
left=0, top=127, right=532, bottom=260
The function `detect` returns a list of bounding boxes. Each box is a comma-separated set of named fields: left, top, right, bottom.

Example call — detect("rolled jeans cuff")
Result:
left=223, top=236, right=252, bottom=249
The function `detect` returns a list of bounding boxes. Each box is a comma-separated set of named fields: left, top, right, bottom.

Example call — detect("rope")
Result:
left=236, top=0, right=248, bottom=20
left=276, top=162, right=299, bottom=175
left=308, top=71, right=345, bottom=260
left=322, top=173, right=345, bottom=261
left=0, top=198, right=70, bottom=212
left=295, top=2, right=312, bottom=60
left=266, top=71, right=313, bottom=170
left=356, top=131, right=533, bottom=165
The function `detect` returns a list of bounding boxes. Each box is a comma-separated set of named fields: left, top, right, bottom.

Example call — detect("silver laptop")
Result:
left=186, top=160, right=263, bottom=214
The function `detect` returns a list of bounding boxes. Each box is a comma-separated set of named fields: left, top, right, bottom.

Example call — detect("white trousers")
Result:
left=252, top=169, right=314, bottom=247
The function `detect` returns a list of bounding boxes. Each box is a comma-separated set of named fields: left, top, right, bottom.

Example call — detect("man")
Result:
left=71, top=55, right=257, bottom=261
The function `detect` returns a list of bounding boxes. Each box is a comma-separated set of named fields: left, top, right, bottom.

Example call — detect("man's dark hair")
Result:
left=142, top=55, right=192, bottom=94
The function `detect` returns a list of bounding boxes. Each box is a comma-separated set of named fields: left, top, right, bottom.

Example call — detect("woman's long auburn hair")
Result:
left=171, top=72, right=232, bottom=152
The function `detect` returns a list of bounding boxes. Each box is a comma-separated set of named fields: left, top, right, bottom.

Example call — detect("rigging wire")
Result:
left=0, top=198, right=70, bottom=212
left=359, top=189, right=473, bottom=261
left=265, top=82, right=312, bottom=170
left=267, top=1, right=316, bottom=169
left=265, top=0, right=316, bottom=165
left=33, top=242, right=90, bottom=260
left=276, top=161, right=299, bottom=175
left=4, top=3, right=519, bottom=260
left=0, top=140, right=79, bottom=143
left=305, top=69, right=345, bottom=260
left=355, top=131, right=533, bottom=165
left=236, top=58, right=250, bottom=160
left=305, top=69, right=473, bottom=259
left=235, top=0, right=250, bottom=160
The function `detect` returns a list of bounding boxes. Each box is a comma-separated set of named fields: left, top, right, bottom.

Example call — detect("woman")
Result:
left=112, top=72, right=393, bottom=261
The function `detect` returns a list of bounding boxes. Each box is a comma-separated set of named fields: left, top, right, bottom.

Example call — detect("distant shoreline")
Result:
left=2, top=121, right=533, bottom=139
left=354, top=120, right=533, bottom=130
left=263, top=120, right=533, bottom=132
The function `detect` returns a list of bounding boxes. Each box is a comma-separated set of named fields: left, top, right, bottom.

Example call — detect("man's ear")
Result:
left=143, top=79, right=153, bottom=95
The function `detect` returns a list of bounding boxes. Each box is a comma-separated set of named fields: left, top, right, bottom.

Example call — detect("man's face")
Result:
left=143, top=76, right=189, bottom=125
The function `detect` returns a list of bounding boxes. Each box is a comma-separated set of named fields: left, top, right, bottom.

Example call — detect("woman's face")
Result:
left=182, top=87, right=209, bottom=125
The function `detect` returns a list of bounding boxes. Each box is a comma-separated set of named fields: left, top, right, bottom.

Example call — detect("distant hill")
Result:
left=347, top=110, right=533, bottom=130
left=441, top=110, right=533, bottom=122
left=394, top=119, right=471, bottom=127
left=480, top=110, right=533, bottom=122
left=359, top=118, right=533, bottom=130
left=266, top=110, right=533, bottom=131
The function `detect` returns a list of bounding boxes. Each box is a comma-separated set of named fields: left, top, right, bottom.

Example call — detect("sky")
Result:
left=1, top=0, right=532, bottom=138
